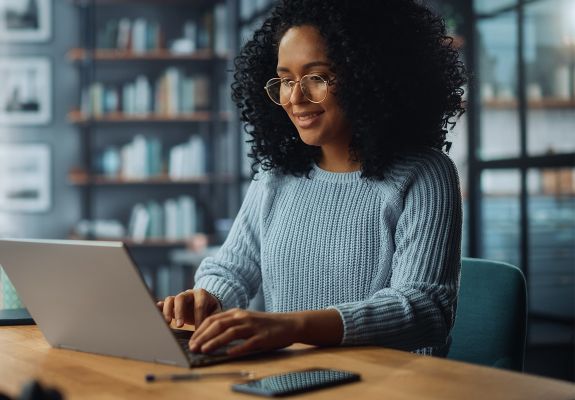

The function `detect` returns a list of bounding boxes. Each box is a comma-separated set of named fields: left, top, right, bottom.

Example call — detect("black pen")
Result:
left=146, top=370, right=254, bottom=382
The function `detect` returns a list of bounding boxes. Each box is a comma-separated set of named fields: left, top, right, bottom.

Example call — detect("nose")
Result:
left=289, top=81, right=307, bottom=105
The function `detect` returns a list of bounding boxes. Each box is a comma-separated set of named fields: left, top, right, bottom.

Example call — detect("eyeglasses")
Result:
left=264, top=74, right=335, bottom=106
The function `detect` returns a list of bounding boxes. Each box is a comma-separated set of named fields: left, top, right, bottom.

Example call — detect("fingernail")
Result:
left=176, top=319, right=183, bottom=327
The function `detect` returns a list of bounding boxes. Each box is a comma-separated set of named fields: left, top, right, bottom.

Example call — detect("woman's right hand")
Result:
left=156, top=288, right=222, bottom=329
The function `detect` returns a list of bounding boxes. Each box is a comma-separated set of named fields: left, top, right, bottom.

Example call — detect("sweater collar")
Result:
left=311, top=163, right=363, bottom=183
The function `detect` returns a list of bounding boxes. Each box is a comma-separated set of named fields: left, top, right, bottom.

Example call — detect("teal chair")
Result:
left=448, top=257, right=527, bottom=371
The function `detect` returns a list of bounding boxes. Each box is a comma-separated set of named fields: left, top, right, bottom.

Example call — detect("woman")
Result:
left=158, top=0, right=466, bottom=357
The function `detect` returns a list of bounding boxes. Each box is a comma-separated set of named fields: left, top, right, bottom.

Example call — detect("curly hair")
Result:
left=231, top=0, right=467, bottom=179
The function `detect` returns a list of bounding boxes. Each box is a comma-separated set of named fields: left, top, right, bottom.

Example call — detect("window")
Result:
left=528, top=168, right=575, bottom=319
left=478, top=12, right=521, bottom=160
left=466, top=0, right=575, bottom=330
left=464, top=0, right=575, bottom=343
left=525, top=0, right=575, bottom=156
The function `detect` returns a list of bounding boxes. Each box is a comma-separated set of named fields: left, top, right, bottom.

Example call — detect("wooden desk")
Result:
left=0, top=326, right=573, bottom=399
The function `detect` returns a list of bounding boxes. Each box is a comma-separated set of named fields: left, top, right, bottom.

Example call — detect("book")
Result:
left=122, top=83, right=135, bottom=115
left=197, top=11, right=213, bottom=50
left=164, top=198, right=179, bottom=240
left=181, top=78, right=195, bottom=113
left=178, top=195, right=197, bottom=238
left=134, top=75, right=152, bottom=115
left=132, top=18, right=147, bottom=53
left=165, top=67, right=181, bottom=116
left=147, top=137, right=162, bottom=177
left=168, top=136, right=206, bottom=179
left=129, top=203, right=150, bottom=242
left=147, top=201, right=164, bottom=239
left=117, top=18, right=132, bottom=50
left=213, top=4, right=228, bottom=56
left=194, top=76, right=210, bottom=110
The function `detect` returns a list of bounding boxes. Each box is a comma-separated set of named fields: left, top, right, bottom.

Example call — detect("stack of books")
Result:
left=128, top=196, right=200, bottom=242
left=97, top=135, right=206, bottom=179
left=98, top=18, right=164, bottom=52
left=168, top=136, right=206, bottom=180
left=95, top=4, right=228, bottom=55
left=81, top=69, right=209, bottom=117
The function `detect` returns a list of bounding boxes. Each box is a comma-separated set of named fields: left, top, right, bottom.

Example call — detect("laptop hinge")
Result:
left=154, top=359, right=178, bottom=366
left=57, top=344, right=78, bottom=351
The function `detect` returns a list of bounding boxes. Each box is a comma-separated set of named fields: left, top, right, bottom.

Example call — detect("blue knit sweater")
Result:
left=194, top=147, right=462, bottom=355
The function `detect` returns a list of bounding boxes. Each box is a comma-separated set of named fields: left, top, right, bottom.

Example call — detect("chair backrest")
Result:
left=448, top=257, right=527, bottom=371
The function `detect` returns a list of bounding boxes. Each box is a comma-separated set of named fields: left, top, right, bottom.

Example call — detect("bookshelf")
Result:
left=482, top=98, right=575, bottom=110
left=67, top=48, right=226, bottom=62
left=67, top=110, right=228, bottom=124
left=69, top=0, right=235, bottom=265
left=68, top=234, right=190, bottom=248
left=68, top=171, right=234, bottom=186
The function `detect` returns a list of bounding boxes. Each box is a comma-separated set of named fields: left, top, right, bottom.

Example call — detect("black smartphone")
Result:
left=230, top=368, right=360, bottom=397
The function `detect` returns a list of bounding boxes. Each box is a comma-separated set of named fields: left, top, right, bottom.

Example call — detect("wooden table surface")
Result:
left=0, top=326, right=573, bottom=400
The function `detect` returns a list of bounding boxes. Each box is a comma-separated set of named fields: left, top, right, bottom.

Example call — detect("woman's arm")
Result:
left=193, top=177, right=266, bottom=310
left=332, top=151, right=462, bottom=351
left=189, top=308, right=343, bottom=355
left=158, top=176, right=268, bottom=329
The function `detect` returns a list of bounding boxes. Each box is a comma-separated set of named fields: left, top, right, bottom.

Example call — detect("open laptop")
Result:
left=0, top=238, right=251, bottom=368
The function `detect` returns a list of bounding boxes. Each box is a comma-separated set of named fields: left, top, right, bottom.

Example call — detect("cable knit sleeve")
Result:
left=193, top=177, right=264, bottom=310
left=331, top=151, right=462, bottom=352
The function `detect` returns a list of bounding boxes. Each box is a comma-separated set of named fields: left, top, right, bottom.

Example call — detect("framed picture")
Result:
left=0, top=58, right=51, bottom=125
left=0, top=0, right=51, bottom=42
left=0, top=143, right=51, bottom=212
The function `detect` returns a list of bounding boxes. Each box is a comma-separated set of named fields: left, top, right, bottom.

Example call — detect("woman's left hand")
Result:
left=189, top=308, right=301, bottom=356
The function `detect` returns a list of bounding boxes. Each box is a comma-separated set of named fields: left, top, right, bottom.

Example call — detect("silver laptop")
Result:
left=0, top=238, right=249, bottom=368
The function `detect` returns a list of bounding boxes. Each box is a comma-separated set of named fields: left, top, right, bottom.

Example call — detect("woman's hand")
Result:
left=189, top=309, right=302, bottom=356
left=156, top=288, right=222, bottom=329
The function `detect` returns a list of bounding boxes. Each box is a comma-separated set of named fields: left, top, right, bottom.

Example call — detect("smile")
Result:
left=293, top=111, right=324, bottom=128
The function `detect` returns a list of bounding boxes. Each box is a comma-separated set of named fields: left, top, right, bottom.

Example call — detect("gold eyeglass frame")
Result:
left=263, top=74, right=336, bottom=106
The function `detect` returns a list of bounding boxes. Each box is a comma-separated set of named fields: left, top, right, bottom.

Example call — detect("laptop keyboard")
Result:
left=172, top=329, right=242, bottom=366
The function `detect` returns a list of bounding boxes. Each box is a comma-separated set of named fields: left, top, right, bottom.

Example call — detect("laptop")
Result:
left=0, top=238, right=251, bottom=368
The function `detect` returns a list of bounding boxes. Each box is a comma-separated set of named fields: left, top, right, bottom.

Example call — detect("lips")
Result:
left=293, top=110, right=324, bottom=129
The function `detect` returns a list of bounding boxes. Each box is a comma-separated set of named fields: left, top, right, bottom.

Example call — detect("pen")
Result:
left=145, top=370, right=255, bottom=382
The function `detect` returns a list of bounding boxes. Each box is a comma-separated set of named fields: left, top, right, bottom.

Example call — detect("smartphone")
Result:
left=230, top=368, right=360, bottom=397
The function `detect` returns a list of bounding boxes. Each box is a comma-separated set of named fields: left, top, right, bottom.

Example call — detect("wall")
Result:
left=0, top=0, right=80, bottom=240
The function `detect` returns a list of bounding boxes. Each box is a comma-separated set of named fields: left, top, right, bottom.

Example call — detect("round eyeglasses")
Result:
left=264, top=74, right=335, bottom=106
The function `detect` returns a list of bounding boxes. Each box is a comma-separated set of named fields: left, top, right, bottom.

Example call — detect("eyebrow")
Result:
left=276, top=61, right=331, bottom=73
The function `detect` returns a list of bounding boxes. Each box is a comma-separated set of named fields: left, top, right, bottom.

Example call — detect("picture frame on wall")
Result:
left=0, top=143, right=51, bottom=213
left=0, top=58, right=51, bottom=125
left=0, top=0, right=51, bottom=42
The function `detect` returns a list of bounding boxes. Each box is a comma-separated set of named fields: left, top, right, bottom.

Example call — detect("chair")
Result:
left=447, top=257, right=527, bottom=371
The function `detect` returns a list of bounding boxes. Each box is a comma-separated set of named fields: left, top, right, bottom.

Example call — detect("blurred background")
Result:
left=0, top=0, right=573, bottom=382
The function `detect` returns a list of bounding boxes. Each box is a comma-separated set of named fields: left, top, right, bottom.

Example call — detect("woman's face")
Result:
left=276, top=25, right=352, bottom=150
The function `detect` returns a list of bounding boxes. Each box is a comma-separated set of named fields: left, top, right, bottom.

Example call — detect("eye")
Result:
left=280, top=78, right=293, bottom=88
left=308, top=74, right=325, bottom=82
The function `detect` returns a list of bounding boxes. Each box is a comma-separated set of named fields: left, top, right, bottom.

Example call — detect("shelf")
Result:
left=122, top=238, right=189, bottom=247
left=72, top=0, right=218, bottom=6
left=69, top=235, right=190, bottom=247
left=482, top=99, right=575, bottom=109
left=67, top=48, right=228, bottom=62
left=68, top=110, right=230, bottom=124
left=69, top=172, right=235, bottom=186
